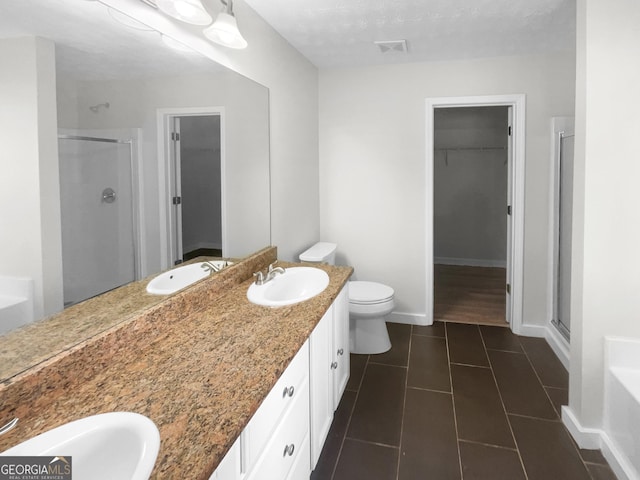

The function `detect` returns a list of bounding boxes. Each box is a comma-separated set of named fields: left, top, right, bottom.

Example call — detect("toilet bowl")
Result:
left=349, top=281, right=394, bottom=354
left=299, top=242, right=395, bottom=355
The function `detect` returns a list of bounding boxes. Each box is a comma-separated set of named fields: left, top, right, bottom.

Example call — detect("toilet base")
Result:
left=349, top=315, right=391, bottom=354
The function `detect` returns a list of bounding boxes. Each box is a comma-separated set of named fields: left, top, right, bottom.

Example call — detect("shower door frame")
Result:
left=546, top=117, right=574, bottom=366
left=57, top=128, right=144, bottom=302
left=425, top=94, right=526, bottom=335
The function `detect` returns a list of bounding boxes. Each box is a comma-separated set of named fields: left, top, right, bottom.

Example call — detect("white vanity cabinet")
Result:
left=332, top=286, right=350, bottom=408
left=209, top=342, right=310, bottom=480
left=209, top=284, right=350, bottom=480
left=309, top=285, right=350, bottom=469
left=209, top=437, right=241, bottom=480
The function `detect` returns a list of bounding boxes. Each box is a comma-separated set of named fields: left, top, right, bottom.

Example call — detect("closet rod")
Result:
left=434, top=146, right=506, bottom=151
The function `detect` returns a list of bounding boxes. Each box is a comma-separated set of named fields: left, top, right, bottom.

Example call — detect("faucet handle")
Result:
left=253, top=271, right=265, bottom=285
left=268, top=261, right=278, bottom=272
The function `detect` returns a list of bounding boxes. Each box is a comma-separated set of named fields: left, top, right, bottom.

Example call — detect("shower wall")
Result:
left=58, top=134, right=135, bottom=305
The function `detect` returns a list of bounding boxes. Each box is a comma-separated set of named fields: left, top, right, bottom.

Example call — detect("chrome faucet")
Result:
left=201, top=260, right=228, bottom=274
left=0, top=418, right=18, bottom=436
left=253, top=262, right=286, bottom=285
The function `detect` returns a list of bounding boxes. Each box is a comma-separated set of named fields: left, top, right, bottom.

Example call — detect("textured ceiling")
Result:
left=242, top=0, right=576, bottom=68
left=0, top=0, right=218, bottom=82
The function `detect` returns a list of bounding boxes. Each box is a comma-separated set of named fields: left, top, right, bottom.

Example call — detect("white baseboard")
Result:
left=601, top=432, right=638, bottom=480
left=516, top=323, right=547, bottom=338
left=562, top=406, right=602, bottom=449
left=434, top=257, right=506, bottom=268
left=387, top=312, right=429, bottom=326
left=562, top=406, right=636, bottom=480
left=183, top=241, right=222, bottom=253
left=545, top=324, right=570, bottom=371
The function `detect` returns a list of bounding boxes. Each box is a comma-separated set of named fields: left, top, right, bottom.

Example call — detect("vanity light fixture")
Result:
left=203, top=0, right=247, bottom=50
left=155, top=0, right=212, bottom=25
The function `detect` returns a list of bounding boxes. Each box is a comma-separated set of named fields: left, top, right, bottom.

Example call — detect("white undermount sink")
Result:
left=247, top=266, right=330, bottom=307
left=146, top=260, right=230, bottom=295
left=0, top=412, right=160, bottom=480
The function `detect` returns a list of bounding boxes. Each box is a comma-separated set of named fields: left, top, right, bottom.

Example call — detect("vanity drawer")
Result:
left=245, top=376, right=310, bottom=480
left=244, top=341, right=309, bottom=468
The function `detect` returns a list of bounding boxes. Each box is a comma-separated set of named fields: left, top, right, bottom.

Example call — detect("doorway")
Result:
left=433, top=106, right=509, bottom=326
left=425, top=95, right=526, bottom=334
left=158, top=107, right=225, bottom=268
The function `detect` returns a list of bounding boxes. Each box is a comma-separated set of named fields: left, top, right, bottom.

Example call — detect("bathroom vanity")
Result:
left=0, top=247, right=353, bottom=479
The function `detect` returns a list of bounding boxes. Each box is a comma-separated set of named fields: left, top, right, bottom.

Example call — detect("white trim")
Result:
left=434, top=257, right=506, bottom=268
left=545, top=322, right=571, bottom=371
left=387, top=311, right=428, bottom=326
left=601, top=432, right=636, bottom=480
left=425, top=94, right=526, bottom=334
left=517, top=323, right=547, bottom=338
left=562, top=407, right=636, bottom=480
left=562, top=406, right=602, bottom=449
left=156, top=107, right=226, bottom=269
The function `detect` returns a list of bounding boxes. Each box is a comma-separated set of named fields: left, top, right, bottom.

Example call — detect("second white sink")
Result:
left=247, top=267, right=330, bottom=307
left=146, top=260, right=230, bottom=295
left=0, top=412, right=160, bottom=480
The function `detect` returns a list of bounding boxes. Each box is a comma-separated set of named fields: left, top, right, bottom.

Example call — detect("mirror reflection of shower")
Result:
left=89, top=102, right=110, bottom=113
left=58, top=132, right=138, bottom=307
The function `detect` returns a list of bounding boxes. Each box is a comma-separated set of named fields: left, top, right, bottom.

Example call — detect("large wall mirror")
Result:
left=0, top=0, right=270, bottom=381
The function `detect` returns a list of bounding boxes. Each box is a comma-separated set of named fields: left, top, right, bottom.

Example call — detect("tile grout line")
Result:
left=445, top=321, right=464, bottom=480
left=519, top=343, right=596, bottom=476
left=329, top=354, right=370, bottom=480
left=394, top=326, right=413, bottom=480
left=479, top=326, right=530, bottom=480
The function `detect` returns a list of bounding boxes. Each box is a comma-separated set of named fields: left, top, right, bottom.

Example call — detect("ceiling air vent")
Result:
left=374, top=40, right=408, bottom=54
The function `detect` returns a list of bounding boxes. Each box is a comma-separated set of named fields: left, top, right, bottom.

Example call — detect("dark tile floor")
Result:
left=311, top=321, right=617, bottom=480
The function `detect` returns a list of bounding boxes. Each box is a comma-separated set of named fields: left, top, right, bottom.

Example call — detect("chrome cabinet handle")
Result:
left=0, top=418, right=18, bottom=436
left=283, top=443, right=295, bottom=457
left=330, top=361, right=338, bottom=370
left=337, top=348, right=344, bottom=356
left=282, top=386, right=294, bottom=398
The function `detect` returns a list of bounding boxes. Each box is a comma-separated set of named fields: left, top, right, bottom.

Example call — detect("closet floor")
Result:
left=435, top=264, right=507, bottom=326
left=310, top=322, right=615, bottom=480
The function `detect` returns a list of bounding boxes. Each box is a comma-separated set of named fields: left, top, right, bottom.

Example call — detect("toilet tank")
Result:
left=299, top=242, right=337, bottom=265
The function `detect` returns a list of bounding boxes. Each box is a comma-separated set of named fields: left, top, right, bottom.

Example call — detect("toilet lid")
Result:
left=349, top=281, right=394, bottom=305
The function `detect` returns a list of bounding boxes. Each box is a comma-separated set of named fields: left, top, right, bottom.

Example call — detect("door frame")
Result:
left=425, top=94, right=526, bottom=334
left=157, top=106, right=226, bottom=270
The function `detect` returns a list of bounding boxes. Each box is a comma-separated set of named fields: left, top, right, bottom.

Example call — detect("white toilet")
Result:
left=299, top=242, right=394, bottom=355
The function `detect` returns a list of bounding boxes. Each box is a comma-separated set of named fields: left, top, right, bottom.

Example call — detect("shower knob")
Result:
left=102, top=188, right=116, bottom=203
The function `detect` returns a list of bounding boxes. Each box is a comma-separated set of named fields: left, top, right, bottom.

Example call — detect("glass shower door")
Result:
left=58, top=135, right=135, bottom=306
left=552, top=124, right=574, bottom=339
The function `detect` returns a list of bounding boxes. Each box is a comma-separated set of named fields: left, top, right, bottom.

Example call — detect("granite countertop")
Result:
left=0, top=247, right=353, bottom=480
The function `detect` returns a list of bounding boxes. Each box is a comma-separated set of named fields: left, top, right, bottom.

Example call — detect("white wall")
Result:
left=568, top=0, right=640, bottom=434
left=319, top=53, right=575, bottom=324
left=434, top=107, right=508, bottom=266
left=58, top=70, right=269, bottom=271
left=0, top=37, right=63, bottom=319
left=100, top=0, right=320, bottom=263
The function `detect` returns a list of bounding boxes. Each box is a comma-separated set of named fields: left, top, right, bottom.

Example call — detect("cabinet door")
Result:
left=309, top=307, right=334, bottom=470
left=209, top=436, right=241, bottom=480
left=332, top=285, right=350, bottom=410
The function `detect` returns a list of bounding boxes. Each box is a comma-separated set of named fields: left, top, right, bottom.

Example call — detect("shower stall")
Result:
left=551, top=118, right=575, bottom=340
left=58, top=133, right=137, bottom=306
